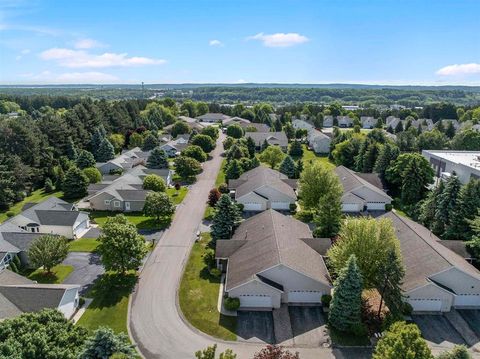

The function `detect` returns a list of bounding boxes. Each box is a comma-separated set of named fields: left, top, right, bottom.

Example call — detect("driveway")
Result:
left=237, top=311, right=275, bottom=344
left=289, top=306, right=329, bottom=347
left=81, top=226, right=101, bottom=239
left=62, top=252, right=105, bottom=294
left=413, top=314, right=466, bottom=349
left=458, top=309, right=480, bottom=335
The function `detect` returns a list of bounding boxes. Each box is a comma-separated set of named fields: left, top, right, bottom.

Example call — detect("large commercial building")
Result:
left=422, top=150, right=480, bottom=184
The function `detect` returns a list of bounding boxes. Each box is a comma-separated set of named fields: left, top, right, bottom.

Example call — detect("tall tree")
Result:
left=279, top=156, right=296, bottom=179
left=28, top=234, right=69, bottom=274
left=96, top=139, right=115, bottom=163
left=434, top=174, right=462, bottom=236
left=225, top=159, right=243, bottom=180
left=288, top=140, right=303, bottom=157
left=63, top=166, right=89, bottom=199
left=374, top=142, right=399, bottom=178
left=376, top=249, right=405, bottom=317
left=66, top=137, right=78, bottom=160
left=313, top=183, right=343, bottom=238
left=191, top=134, right=216, bottom=153
left=142, top=133, right=159, bottom=151
left=298, top=163, right=340, bottom=210
left=211, top=194, right=242, bottom=241
left=328, top=255, right=363, bottom=333
left=76, top=150, right=96, bottom=169
left=258, top=146, right=285, bottom=169
left=174, top=156, right=202, bottom=179
left=446, top=179, right=480, bottom=240
left=419, top=181, right=445, bottom=230
left=146, top=147, right=169, bottom=169
left=79, top=327, right=135, bottom=359
left=246, top=136, right=256, bottom=158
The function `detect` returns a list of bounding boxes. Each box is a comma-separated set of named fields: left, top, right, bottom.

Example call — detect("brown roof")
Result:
left=437, top=240, right=471, bottom=259
left=380, top=212, right=480, bottom=291
left=335, top=166, right=392, bottom=200
left=231, top=166, right=297, bottom=200
left=219, top=210, right=331, bottom=291
left=300, top=238, right=332, bottom=255
left=355, top=173, right=385, bottom=191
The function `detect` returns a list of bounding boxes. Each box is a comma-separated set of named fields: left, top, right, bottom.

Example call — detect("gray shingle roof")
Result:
left=335, top=166, right=392, bottom=200
left=35, top=210, right=81, bottom=226
left=1, top=232, right=44, bottom=251
left=0, top=269, right=34, bottom=285
left=196, top=113, right=230, bottom=122
left=219, top=210, right=331, bottom=291
left=116, top=190, right=149, bottom=201
left=380, top=211, right=480, bottom=291
left=243, top=123, right=271, bottom=133
left=245, top=132, right=288, bottom=148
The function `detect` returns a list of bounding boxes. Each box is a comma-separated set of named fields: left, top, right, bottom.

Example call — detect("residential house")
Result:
left=307, top=129, right=331, bottom=154
left=160, top=137, right=189, bottom=157
left=292, top=119, right=314, bottom=131
left=96, top=147, right=149, bottom=175
left=412, top=118, right=434, bottom=131
left=422, top=150, right=480, bottom=184
left=385, top=116, right=401, bottom=129
left=245, top=132, right=288, bottom=151
left=196, top=113, right=230, bottom=123
left=323, top=116, right=334, bottom=128
left=223, top=117, right=251, bottom=127
left=0, top=269, right=80, bottom=320
left=6, top=197, right=90, bottom=239
left=335, top=166, right=392, bottom=212
left=337, top=116, right=353, bottom=128
left=243, top=123, right=271, bottom=133
left=381, top=211, right=480, bottom=312
left=360, top=116, right=378, bottom=129
left=0, top=222, right=42, bottom=268
left=216, top=209, right=332, bottom=309
left=228, top=166, right=297, bottom=212
left=165, top=116, right=205, bottom=133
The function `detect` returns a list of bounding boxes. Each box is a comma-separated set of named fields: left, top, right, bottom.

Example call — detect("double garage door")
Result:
left=454, top=294, right=480, bottom=307
left=239, top=295, right=272, bottom=308
left=243, top=202, right=263, bottom=211
left=271, top=201, right=291, bottom=210
left=408, top=298, right=443, bottom=312
left=287, top=291, right=322, bottom=303
left=342, top=203, right=362, bottom=212
left=366, top=202, right=386, bottom=211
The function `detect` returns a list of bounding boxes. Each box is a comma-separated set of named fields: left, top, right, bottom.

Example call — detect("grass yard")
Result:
left=0, top=189, right=63, bottom=223
left=179, top=232, right=237, bottom=341
left=167, top=186, right=188, bottom=205
left=299, top=145, right=335, bottom=170
left=68, top=238, right=100, bottom=252
left=90, top=211, right=171, bottom=230
left=203, top=205, right=215, bottom=220
left=77, top=272, right=137, bottom=334
left=28, top=264, right=74, bottom=284
left=215, top=159, right=227, bottom=187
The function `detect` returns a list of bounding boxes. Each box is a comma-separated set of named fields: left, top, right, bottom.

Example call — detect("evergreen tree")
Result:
left=90, top=127, right=105, bottom=157
left=401, top=158, right=433, bottom=205
left=147, top=147, right=169, bottom=169
left=376, top=249, right=405, bottom=317
left=313, top=184, right=343, bottom=238
left=295, top=159, right=303, bottom=179
left=66, top=137, right=77, bottom=160
left=63, top=166, right=89, bottom=199
left=261, top=139, right=269, bottom=151
left=445, top=179, right=480, bottom=240
left=360, top=142, right=380, bottom=173
left=394, top=121, right=404, bottom=133
left=76, top=150, right=96, bottom=169
left=436, top=345, right=470, bottom=359
left=96, top=139, right=115, bottom=162
left=211, top=194, right=242, bottom=241
left=374, top=143, right=399, bottom=178
left=419, top=181, right=444, bottom=229
left=142, top=133, right=159, bottom=151
left=434, top=174, right=462, bottom=236
left=279, top=156, right=296, bottom=179
left=445, top=122, right=456, bottom=139
left=437, top=119, right=445, bottom=133
left=225, top=159, right=243, bottom=180
left=80, top=327, right=135, bottom=359
left=328, top=255, right=363, bottom=333
left=44, top=178, right=55, bottom=193
left=246, top=136, right=256, bottom=158
left=386, top=125, right=394, bottom=134
left=288, top=140, right=303, bottom=157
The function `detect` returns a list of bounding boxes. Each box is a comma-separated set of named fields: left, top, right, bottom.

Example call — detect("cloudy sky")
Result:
left=0, top=0, right=479, bottom=85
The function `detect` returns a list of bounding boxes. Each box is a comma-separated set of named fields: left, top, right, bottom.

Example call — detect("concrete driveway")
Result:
left=62, top=252, right=105, bottom=294
left=289, top=306, right=329, bottom=347
left=237, top=311, right=275, bottom=344
left=413, top=314, right=466, bottom=349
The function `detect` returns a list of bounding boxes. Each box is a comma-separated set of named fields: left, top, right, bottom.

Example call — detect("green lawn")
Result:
left=68, top=238, right=100, bottom=252
left=77, top=272, right=137, bottom=334
left=167, top=187, right=188, bottom=205
left=179, top=232, right=237, bottom=341
left=215, top=159, right=227, bottom=187
left=203, top=205, right=215, bottom=220
left=0, top=189, right=63, bottom=223
left=28, top=264, right=74, bottom=284
left=298, top=145, right=335, bottom=170
left=90, top=211, right=171, bottom=230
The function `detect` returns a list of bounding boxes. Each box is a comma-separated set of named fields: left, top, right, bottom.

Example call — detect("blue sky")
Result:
left=0, top=0, right=479, bottom=85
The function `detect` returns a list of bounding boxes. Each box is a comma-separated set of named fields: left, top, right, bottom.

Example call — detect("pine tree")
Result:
left=90, top=127, right=105, bottom=157
left=66, top=137, right=77, bottom=160
left=437, top=119, right=445, bottom=133
left=361, top=142, right=380, bottom=173
left=328, top=255, right=363, bottom=333
left=288, top=140, right=303, bottom=157
left=279, top=156, right=296, bottom=179
left=63, top=166, right=89, bottom=199
left=295, top=159, right=303, bottom=179
left=446, top=179, right=480, bottom=240
left=147, top=147, right=169, bottom=169
left=80, top=327, right=135, bottom=359
left=225, top=159, right=243, bottom=180
left=374, top=143, right=399, bottom=178
left=261, top=139, right=269, bottom=151
left=419, top=181, right=444, bottom=229
left=142, top=133, right=159, bottom=151
left=211, top=194, right=242, bottom=241
left=445, top=122, right=456, bottom=139
left=96, top=139, right=115, bottom=162
left=246, top=136, right=256, bottom=158
left=434, top=174, right=462, bottom=236
left=76, top=150, right=96, bottom=169
left=394, top=121, right=404, bottom=133
left=313, top=185, right=342, bottom=238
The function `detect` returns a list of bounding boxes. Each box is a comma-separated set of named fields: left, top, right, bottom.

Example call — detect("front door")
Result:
left=125, top=202, right=131, bottom=211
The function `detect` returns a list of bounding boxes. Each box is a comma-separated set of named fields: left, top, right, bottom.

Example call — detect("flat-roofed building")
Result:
left=422, top=150, right=480, bottom=184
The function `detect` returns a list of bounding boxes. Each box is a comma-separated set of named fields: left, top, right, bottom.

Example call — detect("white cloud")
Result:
left=209, top=39, right=223, bottom=47
left=236, top=79, right=247, bottom=83
left=436, top=63, right=480, bottom=76
left=74, top=38, right=103, bottom=49
left=15, top=48, right=30, bottom=60
left=247, top=32, right=309, bottom=47
left=40, top=48, right=166, bottom=68
left=20, top=70, right=119, bottom=83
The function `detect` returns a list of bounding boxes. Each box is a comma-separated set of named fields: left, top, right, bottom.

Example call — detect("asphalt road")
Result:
left=129, top=134, right=372, bottom=359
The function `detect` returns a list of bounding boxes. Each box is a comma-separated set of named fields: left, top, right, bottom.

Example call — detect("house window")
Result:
left=104, top=200, right=111, bottom=206
left=113, top=201, right=121, bottom=208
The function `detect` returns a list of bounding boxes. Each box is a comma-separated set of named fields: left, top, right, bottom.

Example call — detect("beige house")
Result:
left=216, top=210, right=332, bottom=309
left=228, top=166, right=297, bottom=212
left=308, top=129, right=331, bottom=154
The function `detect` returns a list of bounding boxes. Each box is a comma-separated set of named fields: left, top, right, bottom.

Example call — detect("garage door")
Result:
left=288, top=291, right=322, bottom=303
left=454, top=294, right=480, bottom=307
left=367, top=202, right=386, bottom=211
left=239, top=295, right=272, bottom=308
left=74, top=220, right=89, bottom=236
left=243, top=203, right=263, bottom=211
left=271, top=201, right=290, bottom=210
left=408, top=299, right=443, bottom=312
left=342, top=203, right=361, bottom=212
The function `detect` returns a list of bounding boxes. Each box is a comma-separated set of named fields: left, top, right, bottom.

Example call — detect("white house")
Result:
left=337, top=116, right=354, bottom=128
left=381, top=212, right=480, bottom=312
left=307, top=129, right=331, bottom=154
left=323, top=116, right=334, bottom=128
left=160, top=137, right=189, bottom=157
left=422, top=150, right=480, bottom=184
left=228, top=166, right=297, bottom=212
left=292, top=119, right=314, bottom=131
left=96, top=147, right=148, bottom=175
left=216, top=210, right=332, bottom=309
left=335, top=166, right=392, bottom=212
left=360, top=116, right=378, bottom=129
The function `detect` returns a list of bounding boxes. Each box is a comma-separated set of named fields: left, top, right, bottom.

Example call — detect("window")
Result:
left=114, top=201, right=121, bottom=208
left=104, top=200, right=111, bottom=205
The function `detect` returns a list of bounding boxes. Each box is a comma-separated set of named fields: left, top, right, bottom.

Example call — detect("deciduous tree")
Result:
left=258, top=146, right=285, bottom=169
left=28, top=234, right=68, bottom=273
left=143, top=174, right=166, bottom=192
left=182, top=145, right=207, bottom=162
left=143, top=192, right=175, bottom=221
left=298, top=163, right=339, bottom=210
left=174, top=156, right=202, bottom=179
left=191, top=134, right=216, bottom=153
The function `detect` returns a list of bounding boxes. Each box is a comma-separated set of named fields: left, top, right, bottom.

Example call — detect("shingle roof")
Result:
left=223, top=117, right=251, bottom=126
left=243, top=123, right=271, bottom=133
left=116, top=190, right=149, bottom=201
left=0, top=269, right=34, bottom=285
left=8, top=197, right=77, bottom=227
left=196, top=113, right=230, bottom=122
left=219, top=210, right=331, bottom=291
left=335, top=166, right=392, bottom=200
left=35, top=210, right=81, bottom=226
left=380, top=211, right=480, bottom=292
left=231, top=166, right=297, bottom=200
left=0, top=232, right=44, bottom=251
left=246, top=132, right=288, bottom=147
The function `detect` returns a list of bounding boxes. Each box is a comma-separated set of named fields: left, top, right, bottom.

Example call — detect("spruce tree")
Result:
left=313, top=185, right=343, bottom=238
left=225, top=159, right=242, bottom=180
left=63, top=166, right=89, bottom=199
left=279, top=156, right=296, bottom=179
left=394, top=121, right=404, bottom=133
left=376, top=249, right=405, bottom=317
left=295, top=159, right=303, bottom=178
left=446, top=179, right=480, bottom=240
left=288, top=140, right=303, bottom=157
left=246, top=136, right=256, bottom=158
left=96, top=139, right=115, bottom=162
left=419, top=181, right=444, bottom=230
left=360, top=142, right=380, bottom=173
left=374, top=143, right=399, bottom=178
left=76, top=150, right=96, bottom=169
left=445, top=122, right=456, bottom=139
left=142, top=133, right=159, bottom=151
left=147, top=147, right=169, bottom=169
left=328, top=255, right=363, bottom=333
left=66, top=137, right=77, bottom=160
left=211, top=194, right=242, bottom=241
left=90, top=127, right=104, bottom=157
left=434, top=174, right=461, bottom=236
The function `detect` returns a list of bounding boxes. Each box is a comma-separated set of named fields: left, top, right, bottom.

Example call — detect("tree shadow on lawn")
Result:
left=28, top=271, right=60, bottom=284
left=87, top=272, right=137, bottom=309
left=136, top=216, right=172, bottom=230
left=199, top=266, right=221, bottom=284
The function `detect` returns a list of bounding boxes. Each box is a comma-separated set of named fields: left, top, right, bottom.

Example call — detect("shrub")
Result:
left=321, top=294, right=332, bottom=307
left=289, top=203, right=297, bottom=213
left=224, top=297, right=240, bottom=311
left=236, top=203, right=244, bottom=212
left=218, top=183, right=229, bottom=194
left=202, top=250, right=215, bottom=269
left=209, top=268, right=221, bottom=278
left=208, top=188, right=221, bottom=207
left=8, top=261, right=18, bottom=273
left=6, top=211, right=15, bottom=218
left=83, top=167, right=102, bottom=184
left=174, top=182, right=181, bottom=190
left=79, top=297, right=86, bottom=307
left=385, top=203, right=393, bottom=212
left=109, top=168, right=124, bottom=175
left=44, top=178, right=55, bottom=193
left=12, top=255, right=21, bottom=269
left=402, top=302, right=413, bottom=316
left=295, top=210, right=314, bottom=223
left=143, top=174, right=166, bottom=192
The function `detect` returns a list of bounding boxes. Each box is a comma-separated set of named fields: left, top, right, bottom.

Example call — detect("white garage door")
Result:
left=271, top=201, right=290, bottom=210
left=342, top=203, right=361, bottom=212
left=288, top=291, right=322, bottom=303
left=74, top=220, right=89, bottom=236
left=455, top=294, right=480, bottom=307
left=367, top=202, right=386, bottom=211
left=408, top=299, right=443, bottom=312
left=243, top=202, right=263, bottom=211
left=239, top=295, right=272, bottom=308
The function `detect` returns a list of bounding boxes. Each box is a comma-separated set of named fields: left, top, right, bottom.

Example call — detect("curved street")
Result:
left=129, top=134, right=370, bottom=359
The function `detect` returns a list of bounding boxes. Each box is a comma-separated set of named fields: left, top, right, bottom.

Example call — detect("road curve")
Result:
left=129, top=135, right=370, bottom=359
